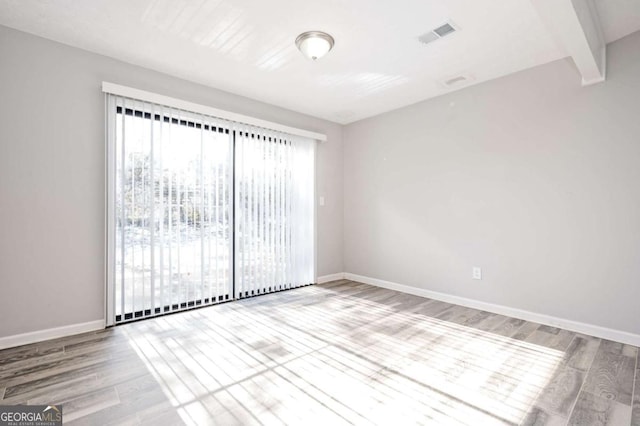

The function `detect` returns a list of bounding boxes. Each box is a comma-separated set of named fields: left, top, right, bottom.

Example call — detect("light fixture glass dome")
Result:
left=295, top=31, right=335, bottom=60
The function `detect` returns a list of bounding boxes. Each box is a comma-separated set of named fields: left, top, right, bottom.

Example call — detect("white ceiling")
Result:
left=1, top=0, right=638, bottom=124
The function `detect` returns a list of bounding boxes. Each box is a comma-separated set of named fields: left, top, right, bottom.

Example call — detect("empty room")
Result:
left=0, top=0, right=639, bottom=425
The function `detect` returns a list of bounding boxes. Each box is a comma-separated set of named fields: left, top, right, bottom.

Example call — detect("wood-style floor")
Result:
left=0, top=280, right=638, bottom=425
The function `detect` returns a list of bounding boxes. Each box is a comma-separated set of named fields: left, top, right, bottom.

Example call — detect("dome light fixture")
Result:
left=295, top=31, right=335, bottom=60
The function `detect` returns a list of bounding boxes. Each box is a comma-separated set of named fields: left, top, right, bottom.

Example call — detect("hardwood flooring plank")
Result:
left=137, top=402, right=184, bottom=426
left=599, top=339, right=638, bottom=358
left=318, top=279, right=350, bottom=288
left=413, top=299, right=455, bottom=318
left=511, top=321, right=542, bottom=341
left=2, top=374, right=98, bottom=405
left=0, top=339, right=66, bottom=362
left=623, top=345, right=638, bottom=358
left=0, top=349, right=69, bottom=376
left=568, top=390, right=632, bottom=425
left=199, top=391, right=262, bottom=426
left=0, top=352, right=112, bottom=390
left=490, top=317, right=527, bottom=338
left=434, top=305, right=477, bottom=323
left=395, top=297, right=433, bottom=313
left=525, top=326, right=575, bottom=351
left=0, top=344, right=64, bottom=367
left=457, top=309, right=493, bottom=326
left=521, top=407, right=567, bottom=426
left=106, top=414, right=141, bottom=426
left=56, top=330, right=122, bottom=347
left=67, top=411, right=141, bottom=426
left=469, top=312, right=511, bottom=333
left=563, top=335, right=601, bottom=372
left=19, top=354, right=146, bottom=406
left=0, top=350, right=113, bottom=382
left=0, top=344, right=40, bottom=362
left=63, top=333, right=129, bottom=355
left=0, top=330, right=115, bottom=365
left=583, top=340, right=635, bottom=405
left=69, top=376, right=171, bottom=426
left=534, top=366, right=585, bottom=416
left=114, top=375, right=165, bottom=403
left=2, top=352, right=145, bottom=401
left=60, top=387, right=121, bottom=423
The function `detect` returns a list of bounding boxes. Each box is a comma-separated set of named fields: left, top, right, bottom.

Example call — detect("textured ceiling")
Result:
left=0, top=0, right=638, bottom=123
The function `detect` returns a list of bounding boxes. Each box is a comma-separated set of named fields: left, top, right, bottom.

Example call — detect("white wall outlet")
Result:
left=319, top=196, right=325, bottom=206
left=473, top=267, right=482, bottom=280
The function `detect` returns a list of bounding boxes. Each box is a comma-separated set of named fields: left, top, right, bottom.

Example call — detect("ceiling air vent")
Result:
left=434, top=23, right=456, bottom=37
left=440, top=74, right=474, bottom=88
left=418, top=21, right=458, bottom=46
left=444, top=76, right=467, bottom=86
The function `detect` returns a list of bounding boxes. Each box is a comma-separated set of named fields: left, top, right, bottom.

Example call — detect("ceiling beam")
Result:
left=531, top=0, right=606, bottom=85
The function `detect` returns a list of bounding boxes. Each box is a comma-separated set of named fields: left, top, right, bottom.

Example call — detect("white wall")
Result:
left=2, top=21, right=639, bottom=342
left=0, top=25, right=343, bottom=338
left=344, top=31, right=640, bottom=335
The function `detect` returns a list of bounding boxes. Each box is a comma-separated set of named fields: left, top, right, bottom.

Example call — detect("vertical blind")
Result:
left=106, top=93, right=316, bottom=325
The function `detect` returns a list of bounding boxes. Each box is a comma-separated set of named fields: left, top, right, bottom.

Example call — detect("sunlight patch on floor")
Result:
left=124, top=285, right=564, bottom=425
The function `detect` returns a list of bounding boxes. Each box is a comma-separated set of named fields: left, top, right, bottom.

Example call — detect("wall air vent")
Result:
left=418, top=21, right=458, bottom=46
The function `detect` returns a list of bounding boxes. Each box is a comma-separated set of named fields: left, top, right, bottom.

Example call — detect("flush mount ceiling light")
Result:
left=295, top=31, right=335, bottom=60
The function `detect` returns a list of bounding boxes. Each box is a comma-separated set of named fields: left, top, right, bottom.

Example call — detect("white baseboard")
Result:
left=3, top=274, right=637, bottom=350
left=344, top=272, right=640, bottom=347
left=317, top=272, right=346, bottom=284
left=0, top=319, right=106, bottom=350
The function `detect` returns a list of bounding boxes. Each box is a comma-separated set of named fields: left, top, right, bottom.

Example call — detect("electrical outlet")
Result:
left=473, top=267, right=482, bottom=280
left=319, top=196, right=325, bottom=206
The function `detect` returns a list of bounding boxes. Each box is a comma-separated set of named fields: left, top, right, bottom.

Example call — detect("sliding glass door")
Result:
left=106, top=94, right=315, bottom=325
